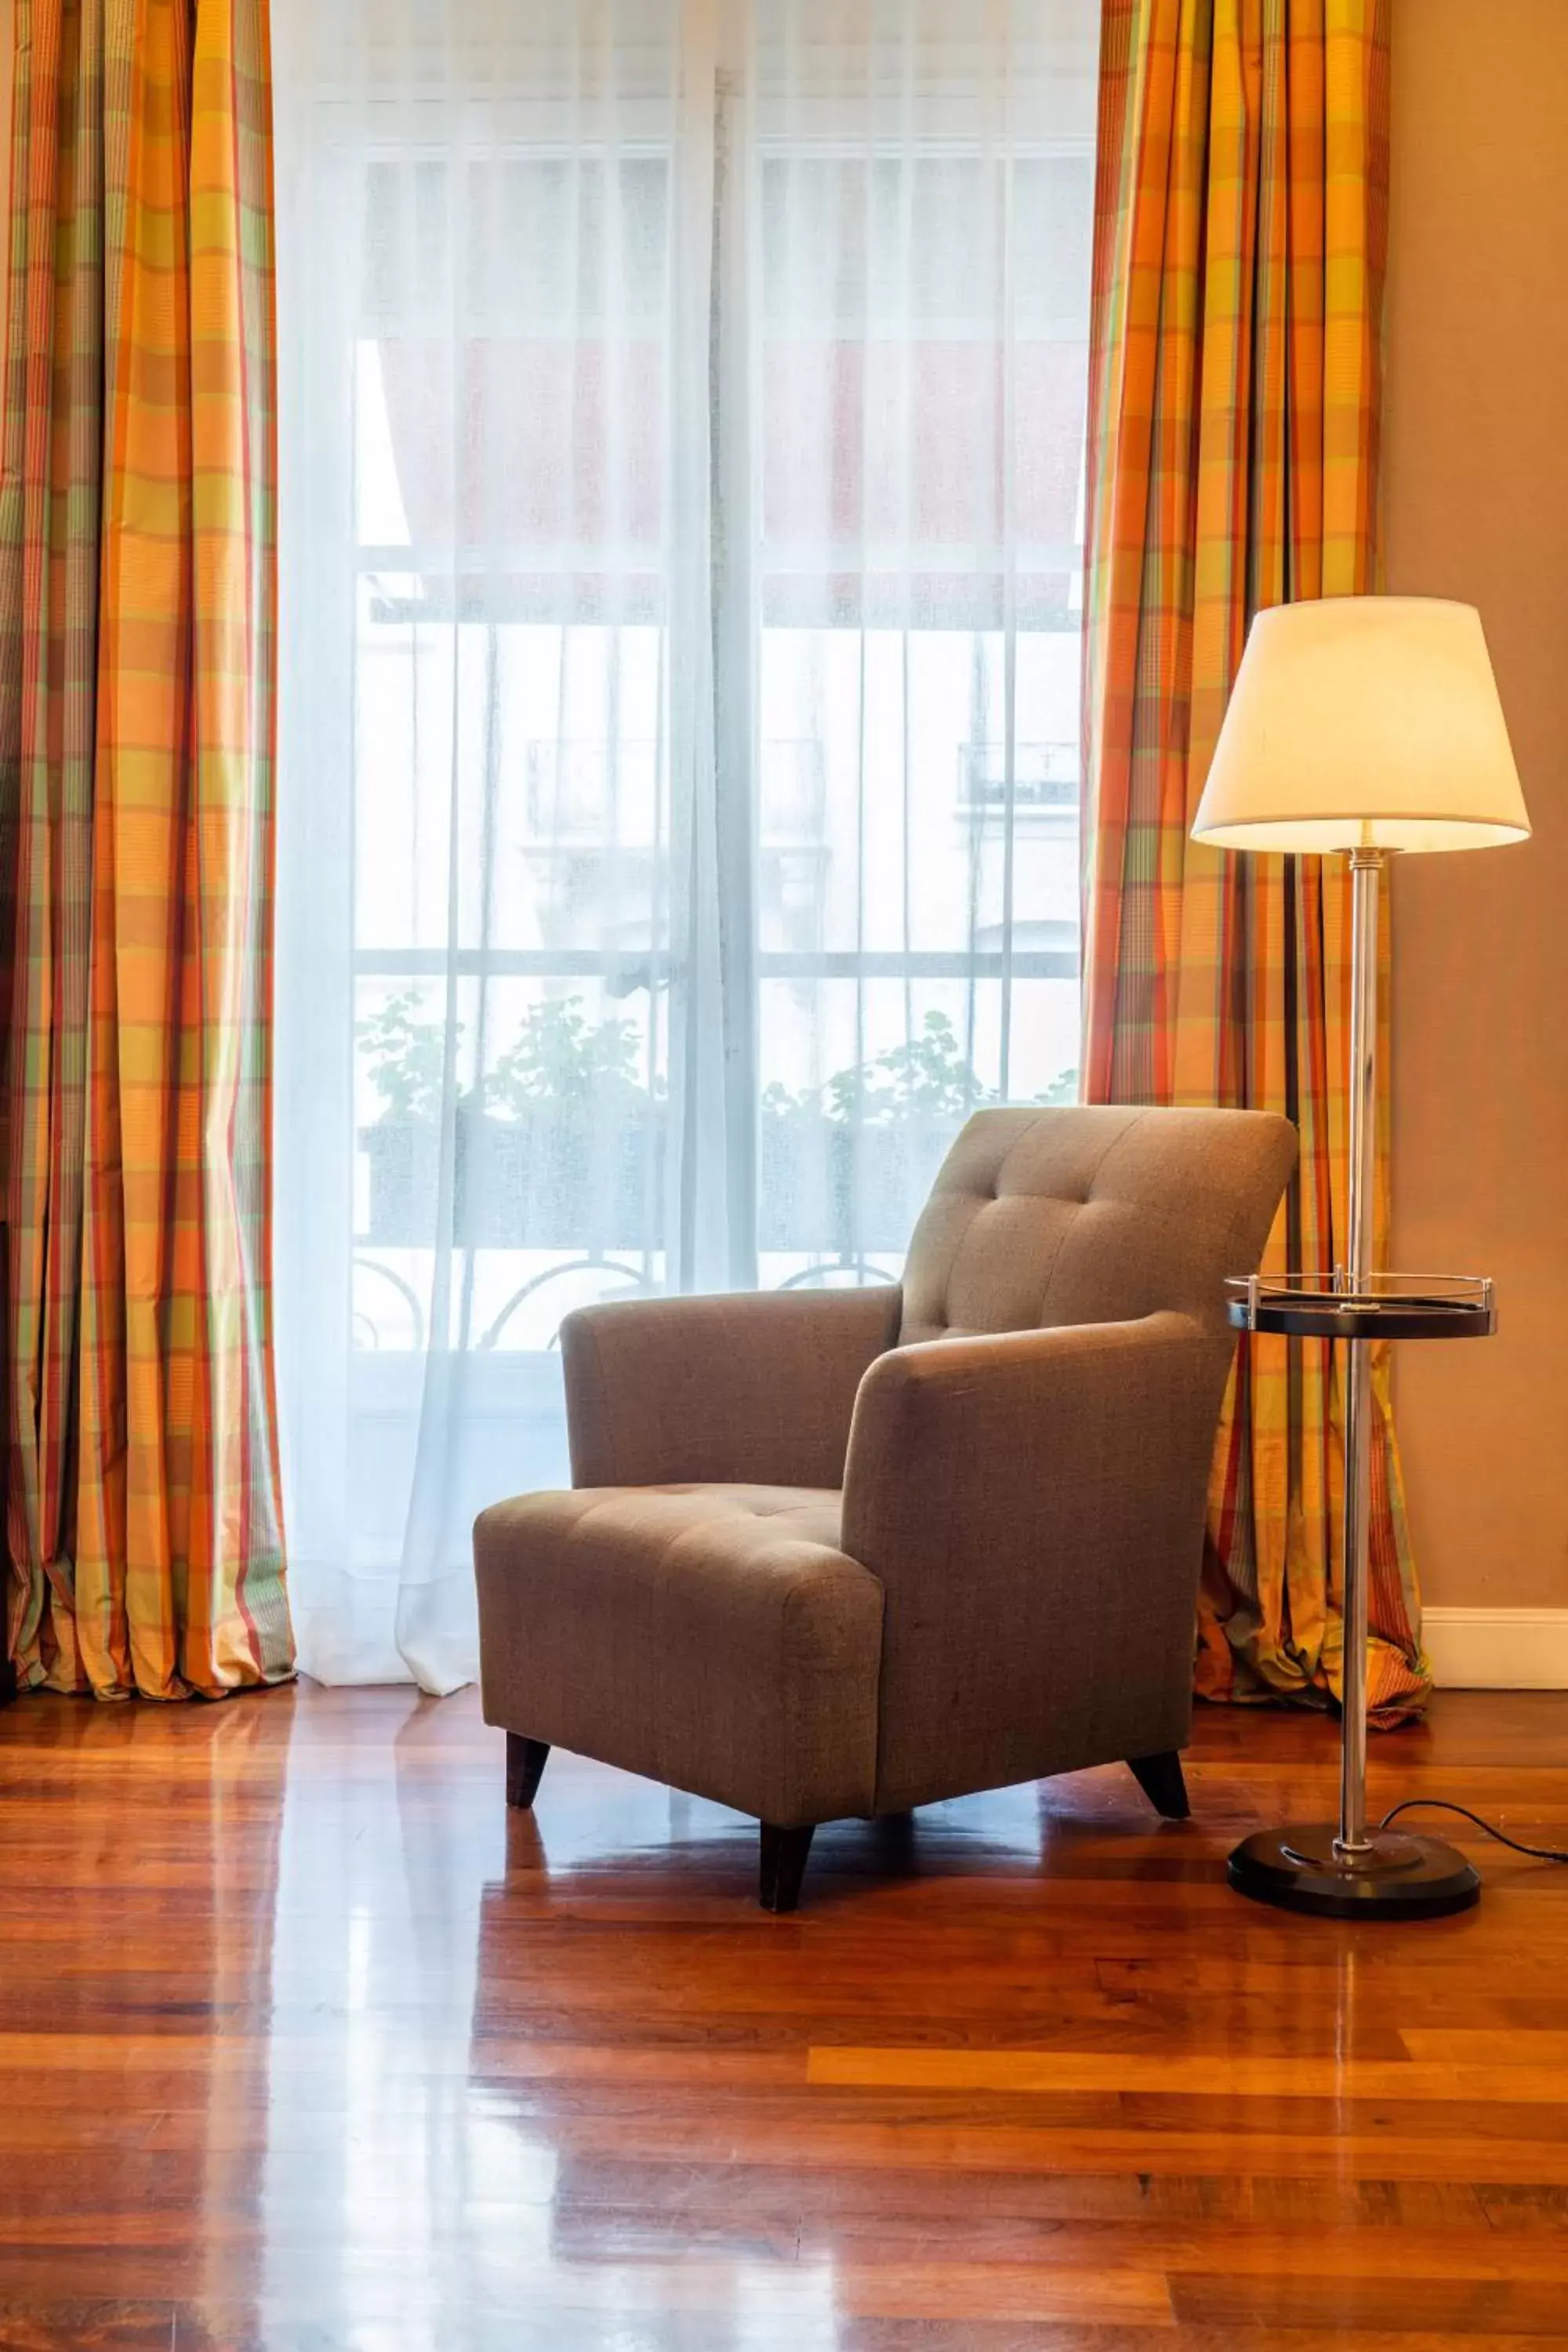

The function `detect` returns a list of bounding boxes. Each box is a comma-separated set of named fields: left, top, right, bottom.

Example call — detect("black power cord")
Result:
left=1377, top=1798, right=1568, bottom=1864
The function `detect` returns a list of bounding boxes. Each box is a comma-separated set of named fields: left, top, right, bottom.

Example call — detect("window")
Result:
left=273, top=0, right=1098, bottom=1685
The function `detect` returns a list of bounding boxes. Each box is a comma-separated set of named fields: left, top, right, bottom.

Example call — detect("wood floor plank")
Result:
left=1401, top=2026, right=1568, bottom=2068
left=2, top=1682, right=1568, bottom=2344
left=808, top=2045, right=1568, bottom=2103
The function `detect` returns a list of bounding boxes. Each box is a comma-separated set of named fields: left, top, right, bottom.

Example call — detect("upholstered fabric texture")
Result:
left=561, top=1286, right=903, bottom=1492
left=898, top=1105, right=1283, bottom=1346
left=474, top=1105, right=1297, bottom=1828
left=860, top=1105, right=1298, bottom=1808
left=475, top=1485, right=883, bottom=1829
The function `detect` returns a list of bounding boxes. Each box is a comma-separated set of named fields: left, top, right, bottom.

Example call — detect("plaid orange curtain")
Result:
left=1083, top=0, right=1428, bottom=1719
left=0, top=0, right=292, bottom=1698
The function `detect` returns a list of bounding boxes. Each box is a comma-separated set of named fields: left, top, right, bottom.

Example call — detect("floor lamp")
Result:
left=1190, top=597, right=1530, bottom=1920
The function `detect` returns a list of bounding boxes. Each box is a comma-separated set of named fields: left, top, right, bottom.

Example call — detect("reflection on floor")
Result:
left=1, top=1679, right=1566, bottom=2348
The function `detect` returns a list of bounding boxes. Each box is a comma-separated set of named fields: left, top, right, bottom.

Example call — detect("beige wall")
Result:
left=1386, top=0, right=1568, bottom=1609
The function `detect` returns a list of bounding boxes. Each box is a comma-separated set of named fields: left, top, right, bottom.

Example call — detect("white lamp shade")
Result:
left=1191, top=597, right=1530, bottom=854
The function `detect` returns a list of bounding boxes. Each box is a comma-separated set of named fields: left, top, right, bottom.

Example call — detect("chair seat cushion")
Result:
left=473, top=1483, right=884, bottom=1828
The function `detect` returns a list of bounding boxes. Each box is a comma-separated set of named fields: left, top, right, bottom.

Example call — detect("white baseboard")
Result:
left=1423, top=1607, right=1568, bottom=1690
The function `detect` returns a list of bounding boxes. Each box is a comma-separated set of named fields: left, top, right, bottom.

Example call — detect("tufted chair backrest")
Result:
left=899, top=1105, right=1298, bottom=1350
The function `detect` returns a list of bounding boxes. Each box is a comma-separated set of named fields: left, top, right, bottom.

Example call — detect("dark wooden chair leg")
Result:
left=1128, top=1750, right=1190, bottom=1820
left=506, top=1734, right=550, bottom=1811
left=758, top=1823, right=815, bottom=1913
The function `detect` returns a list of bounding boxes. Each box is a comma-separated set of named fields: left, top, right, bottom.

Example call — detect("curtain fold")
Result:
left=0, top=0, right=291, bottom=1699
left=1083, top=0, right=1425, bottom=1720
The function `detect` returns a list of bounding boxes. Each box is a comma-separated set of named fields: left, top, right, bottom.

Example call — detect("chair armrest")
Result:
left=561, top=1285, right=905, bottom=1490
left=840, top=1311, right=1229, bottom=1811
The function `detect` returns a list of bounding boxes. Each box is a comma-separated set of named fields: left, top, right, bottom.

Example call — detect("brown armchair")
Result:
left=474, top=1105, right=1296, bottom=1908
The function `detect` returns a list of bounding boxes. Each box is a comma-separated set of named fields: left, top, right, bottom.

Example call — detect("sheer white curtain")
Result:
left=272, top=0, right=1098, bottom=1690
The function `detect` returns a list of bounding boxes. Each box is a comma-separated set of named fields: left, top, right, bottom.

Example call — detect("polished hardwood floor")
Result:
left=2, top=1682, right=1567, bottom=2350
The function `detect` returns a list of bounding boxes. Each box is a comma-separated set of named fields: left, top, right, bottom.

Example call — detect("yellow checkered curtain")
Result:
left=0, top=0, right=292, bottom=1697
left=1083, top=0, right=1428, bottom=1719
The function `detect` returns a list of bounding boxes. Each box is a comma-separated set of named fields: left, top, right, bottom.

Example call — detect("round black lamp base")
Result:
left=1228, top=1824, right=1481, bottom=1920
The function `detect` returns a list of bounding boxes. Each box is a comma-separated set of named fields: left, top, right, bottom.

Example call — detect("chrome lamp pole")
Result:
left=1338, top=844, right=1382, bottom=1864
left=1189, top=598, right=1530, bottom=1922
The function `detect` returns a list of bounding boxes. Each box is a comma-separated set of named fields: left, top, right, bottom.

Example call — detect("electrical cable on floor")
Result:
left=1377, top=1798, right=1568, bottom=1864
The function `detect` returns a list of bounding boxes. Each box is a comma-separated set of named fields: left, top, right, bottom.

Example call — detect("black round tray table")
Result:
left=1225, top=1271, right=1495, bottom=1345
